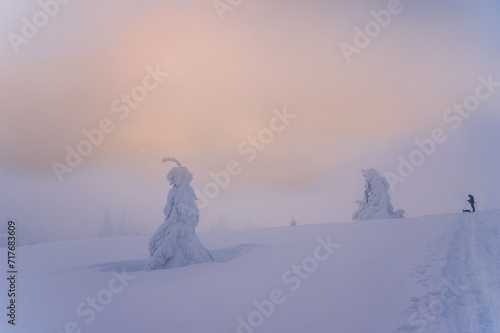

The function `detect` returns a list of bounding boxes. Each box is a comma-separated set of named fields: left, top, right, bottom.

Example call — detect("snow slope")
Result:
left=1, top=211, right=499, bottom=333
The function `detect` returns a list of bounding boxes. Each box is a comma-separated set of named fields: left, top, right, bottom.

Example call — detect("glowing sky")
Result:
left=1, top=0, right=499, bottom=238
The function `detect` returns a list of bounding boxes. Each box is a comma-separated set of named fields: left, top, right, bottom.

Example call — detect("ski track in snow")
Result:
left=400, top=212, right=500, bottom=333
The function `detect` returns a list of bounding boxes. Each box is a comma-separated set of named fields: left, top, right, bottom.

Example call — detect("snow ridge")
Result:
left=457, top=213, right=500, bottom=333
left=399, top=212, right=500, bottom=333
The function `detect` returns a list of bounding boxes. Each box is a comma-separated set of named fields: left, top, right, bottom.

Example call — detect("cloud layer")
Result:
left=1, top=0, right=499, bottom=236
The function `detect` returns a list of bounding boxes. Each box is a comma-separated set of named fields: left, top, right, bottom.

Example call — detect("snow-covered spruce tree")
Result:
left=352, top=169, right=405, bottom=221
left=290, top=216, right=297, bottom=227
left=115, top=213, right=128, bottom=237
left=99, top=209, right=113, bottom=238
left=112, top=213, right=144, bottom=237
left=145, top=158, right=213, bottom=271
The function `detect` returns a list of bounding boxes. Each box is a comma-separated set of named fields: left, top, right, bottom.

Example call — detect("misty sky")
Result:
left=1, top=0, right=500, bottom=239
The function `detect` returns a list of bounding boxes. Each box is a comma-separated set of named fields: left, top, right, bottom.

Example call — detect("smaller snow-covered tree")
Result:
left=98, top=211, right=145, bottom=238
left=212, top=214, right=229, bottom=231
left=115, top=213, right=129, bottom=237
left=290, top=217, right=297, bottom=227
left=353, top=169, right=405, bottom=221
left=99, top=209, right=113, bottom=238
left=0, top=223, right=49, bottom=247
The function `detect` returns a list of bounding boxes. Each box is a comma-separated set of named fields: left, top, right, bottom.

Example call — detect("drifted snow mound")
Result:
left=353, top=168, right=405, bottom=221
left=145, top=158, right=213, bottom=271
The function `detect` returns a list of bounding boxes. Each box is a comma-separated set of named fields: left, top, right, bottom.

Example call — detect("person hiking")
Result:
left=467, top=194, right=476, bottom=212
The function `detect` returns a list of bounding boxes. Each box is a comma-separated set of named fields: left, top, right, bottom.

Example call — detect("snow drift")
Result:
left=1, top=211, right=499, bottom=333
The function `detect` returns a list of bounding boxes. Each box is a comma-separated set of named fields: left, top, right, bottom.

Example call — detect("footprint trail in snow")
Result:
left=400, top=212, right=500, bottom=333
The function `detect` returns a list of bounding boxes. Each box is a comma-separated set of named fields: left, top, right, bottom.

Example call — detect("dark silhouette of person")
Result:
left=467, top=194, right=476, bottom=212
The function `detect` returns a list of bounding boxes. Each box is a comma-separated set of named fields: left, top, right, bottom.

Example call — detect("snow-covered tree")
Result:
left=290, top=216, right=297, bottom=227
left=145, top=158, right=213, bottom=271
left=211, top=214, right=229, bottom=231
left=115, top=213, right=127, bottom=237
left=0, top=223, right=49, bottom=247
left=98, top=211, right=145, bottom=238
left=353, top=168, right=405, bottom=221
left=99, top=209, right=113, bottom=238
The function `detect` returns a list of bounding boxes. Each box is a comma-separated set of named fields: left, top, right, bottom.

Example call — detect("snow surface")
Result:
left=1, top=211, right=499, bottom=333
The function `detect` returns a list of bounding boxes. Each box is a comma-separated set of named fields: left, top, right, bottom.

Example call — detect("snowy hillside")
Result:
left=1, top=211, right=499, bottom=333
